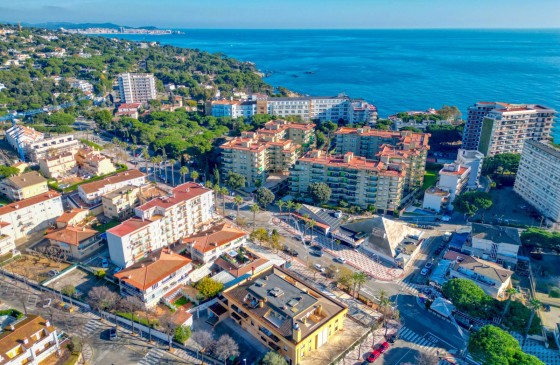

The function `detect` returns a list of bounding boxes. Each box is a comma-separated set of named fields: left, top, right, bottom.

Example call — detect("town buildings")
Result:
left=514, top=140, right=560, bottom=228
left=106, top=182, right=214, bottom=268
left=463, top=223, right=521, bottom=269
left=422, top=187, right=451, bottom=213
left=0, top=314, right=61, bottom=365
left=0, top=191, right=64, bottom=240
left=6, top=125, right=43, bottom=157
left=75, top=148, right=116, bottom=176
left=455, top=149, right=484, bottom=189
left=55, top=208, right=89, bottom=228
left=183, top=222, right=248, bottom=263
left=208, top=94, right=377, bottom=124
left=446, top=251, right=513, bottom=299
left=220, top=120, right=314, bottom=188
left=0, top=172, right=48, bottom=202
left=102, top=184, right=167, bottom=220
left=114, top=248, right=192, bottom=307
left=44, top=226, right=102, bottom=260
left=0, top=222, right=16, bottom=255
left=462, top=102, right=556, bottom=156
left=77, top=170, right=146, bottom=206
left=38, top=151, right=76, bottom=179
left=437, top=163, right=471, bottom=208
left=25, top=134, right=80, bottom=162
left=118, top=73, right=157, bottom=104
left=289, top=150, right=405, bottom=212
left=219, top=265, right=347, bottom=365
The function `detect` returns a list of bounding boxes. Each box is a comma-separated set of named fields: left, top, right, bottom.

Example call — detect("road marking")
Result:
left=425, top=331, right=457, bottom=349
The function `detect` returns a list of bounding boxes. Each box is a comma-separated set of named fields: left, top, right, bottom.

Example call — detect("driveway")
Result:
left=214, top=318, right=268, bottom=365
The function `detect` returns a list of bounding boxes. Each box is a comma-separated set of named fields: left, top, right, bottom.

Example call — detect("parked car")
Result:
left=109, top=327, right=117, bottom=341
left=47, top=269, right=59, bottom=277
left=227, top=214, right=236, bottom=220
left=420, top=268, right=429, bottom=276
left=378, top=341, right=390, bottom=353
left=59, top=303, right=75, bottom=312
left=101, top=258, right=109, bottom=269
left=310, top=250, right=324, bottom=257
left=543, top=304, right=551, bottom=312
left=314, top=264, right=325, bottom=273
left=440, top=215, right=451, bottom=222
left=434, top=248, right=442, bottom=255
left=387, top=334, right=397, bottom=344
left=424, top=262, right=433, bottom=270
left=42, top=298, right=52, bottom=308
left=367, top=350, right=381, bottom=363
left=283, top=246, right=299, bottom=257
left=334, top=257, right=346, bottom=264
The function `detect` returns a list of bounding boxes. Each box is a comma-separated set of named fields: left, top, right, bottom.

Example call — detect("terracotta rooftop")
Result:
left=3, top=171, right=46, bottom=189
left=137, top=182, right=211, bottom=211
left=335, top=127, right=430, bottom=148
left=115, top=248, right=191, bottom=291
left=0, top=191, right=60, bottom=217
left=184, top=222, right=247, bottom=254
left=0, top=315, right=56, bottom=364
left=298, top=150, right=405, bottom=177
left=220, top=138, right=269, bottom=153
left=107, top=217, right=152, bottom=238
left=45, top=226, right=98, bottom=246
left=439, top=165, right=470, bottom=176
left=79, top=169, right=145, bottom=194
left=56, top=208, right=88, bottom=224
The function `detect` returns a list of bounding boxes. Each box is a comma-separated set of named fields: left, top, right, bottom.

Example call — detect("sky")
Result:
left=2, top=0, right=560, bottom=29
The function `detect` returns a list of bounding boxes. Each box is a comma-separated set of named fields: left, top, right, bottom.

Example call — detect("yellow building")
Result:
left=76, top=148, right=116, bottom=177
left=38, top=151, right=77, bottom=179
left=0, top=171, right=48, bottom=201
left=219, top=265, right=347, bottom=365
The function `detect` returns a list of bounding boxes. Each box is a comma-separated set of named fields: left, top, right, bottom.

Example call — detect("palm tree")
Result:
left=154, top=155, right=163, bottom=182
left=501, top=287, right=518, bottom=320
left=168, top=159, right=176, bottom=186
left=234, top=196, right=243, bottom=223
left=351, top=272, right=367, bottom=299
left=525, top=299, right=542, bottom=344
left=179, top=166, right=189, bottom=184
left=276, top=200, right=285, bottom=215
left=286, top=201, right=294, bottom=218
left=294, top=202, right=303, bottom=214
left=220, top=187, right=228, bottom=216
left=141, top=147, right=149, bottom=176
left=191, top=171, right=199, bottom=183
left=377, top=290, right=394, bottom=337
left=308, top=219, right=316, bottom=245
left=250, top=204, right=260, bottom=231
left=150, top=156, right=158, bottom=183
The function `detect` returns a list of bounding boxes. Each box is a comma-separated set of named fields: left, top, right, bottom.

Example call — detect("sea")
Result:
left=97, top=29, right=560, bottom=141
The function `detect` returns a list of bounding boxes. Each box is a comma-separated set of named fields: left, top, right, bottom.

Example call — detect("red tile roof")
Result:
left=45, top=226, right=98, bottom=246
left=79, top=170, right=145, bottom=194
left=107, top=217, right=151, bottom=238
left=0, top=191, right=60, bottom=217
left=184, top=222, right=247, bottom=254
left=137, top=182, right=211, bottom=211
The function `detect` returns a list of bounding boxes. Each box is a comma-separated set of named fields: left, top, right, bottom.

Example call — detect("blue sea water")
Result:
left=98, top=29, right=560, bottom=141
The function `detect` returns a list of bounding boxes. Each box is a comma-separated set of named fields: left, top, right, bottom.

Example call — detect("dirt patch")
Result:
left=2, top=254, right=70, bottom=283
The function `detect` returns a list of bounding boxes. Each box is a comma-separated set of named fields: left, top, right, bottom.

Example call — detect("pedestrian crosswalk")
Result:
left=78, top=318, right=108, bottom=338
left=397, top=279, right=419, bottom=295
left=139, top=347, right=198, bottom=365
left=397, top=326, right=444, bottom=355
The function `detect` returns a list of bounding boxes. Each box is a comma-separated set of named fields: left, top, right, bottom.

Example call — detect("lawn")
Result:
left=92, top=220, right=120, bottom=233
left=79, top=139, right=103, bottom=151
left=0, top=195, right=11, bottom=205
left=173, top=296, right=189, bottom=307
left=116, top=311, right=158, bottom=326
left=422, top=170, right=438, bottom=190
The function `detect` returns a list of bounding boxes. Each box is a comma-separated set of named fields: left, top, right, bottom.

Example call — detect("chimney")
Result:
left=316, top=305, right=323, bottom=316
left=23, top=337, right=29, bottom=345
left=9, top=324, right=15, bottom=331
left=301, top=317, right=307, bottom=324
left=344, top=152, right=353, bottom=163
left=251, top=266, right=255, bottom=276
left=259, top=299, right=264, bottom=308
left=293, top=323, right=301, bottom=343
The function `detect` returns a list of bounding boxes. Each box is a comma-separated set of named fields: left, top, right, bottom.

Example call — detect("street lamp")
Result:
left=243, top=359, right=247, bottom=365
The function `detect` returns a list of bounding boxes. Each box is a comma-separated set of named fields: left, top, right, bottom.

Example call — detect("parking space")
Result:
left=44, top=267, right=119, bottom=300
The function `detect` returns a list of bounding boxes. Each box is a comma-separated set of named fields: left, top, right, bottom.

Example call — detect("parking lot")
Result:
left=473, top=187, right=541, bottom=226
left=44, top=266, right=119, bottom=300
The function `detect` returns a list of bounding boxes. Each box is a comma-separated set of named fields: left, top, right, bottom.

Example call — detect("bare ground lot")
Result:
left=2, top=254, right=70, bottom=283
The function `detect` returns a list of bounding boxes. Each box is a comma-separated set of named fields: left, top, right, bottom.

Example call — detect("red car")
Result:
left=367, top=350, right=381, bottom=363
left=378, top=341, right=390, bottom=353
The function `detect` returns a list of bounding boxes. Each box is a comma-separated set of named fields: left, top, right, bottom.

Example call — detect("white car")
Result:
left=334, top=257, right=346, bottom=264
left=314, top=264, right=325, bottom=273
left=441, top=215, right=451, bottom=222
left=420, top=268, right=429, bottom=276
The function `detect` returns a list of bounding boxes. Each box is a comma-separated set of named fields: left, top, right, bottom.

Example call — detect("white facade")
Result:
left=78, top=170, right=146, bottom=205
left=438, top=163, right=470, bottom=209
left=210, top=101, right=256, bottom=118
left=422, top=187, right=450, bottom=213
left=0, top=192, right=64, bottom=241
left=0, top=222, right=16, bottom=255
left=455, top=149, right=484, bottom=189
left=26, top=134, right=79, bottom=162
left=514, top=140, right=560, bottom=227
left=118, top=73, right=157, bottom=104
left=107, top=182, right=214, bottom=268
left=5, top=125, right=44, bottom=158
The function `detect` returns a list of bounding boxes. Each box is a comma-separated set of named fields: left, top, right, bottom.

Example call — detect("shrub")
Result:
left=174, top=325, right=191, bottom=343
left=550, top=287, right=560, bottom=298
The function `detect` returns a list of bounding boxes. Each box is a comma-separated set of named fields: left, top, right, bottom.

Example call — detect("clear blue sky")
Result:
left=2, top=0, right=560, bottom=29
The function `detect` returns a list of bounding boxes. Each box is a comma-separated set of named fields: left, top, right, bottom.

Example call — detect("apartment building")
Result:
left=77, top=169, right=146, bottom=205
left=462, top=102, right=555, bottom=156
left=5, top=125, right=43, bottom=157
left=0, top=315, right=61, bottom=365
left=447, top=251, right=513, bottom=299
left=38, top=151, right=76, bottom=179
left=0, top=191, right=63, bottom=240
left=44, top=226, right=103, bottom=261
left=438, top=163, right=470, bottom=208
left=422, top=187, right=450, bottom=213
left=455, top=149, right=484, bottom=188
left=0, top=221, right=16, bottom=255
left=106, top=182, right=214, bottom=268
left=184, top=222, right=247, bottom=263
left=115, top=248, right=192, bottom=307
left=102, top=184, right=167, bottom=220
left=209, top=94, right=377, bottom=124
left=289, top=150, right=405, bottom=212
left=220, top=265, right=347, bottom=365
left=463, top=223, right=521, bottom=269
left=26, top=134, right=80, bottom=162
left=0, top=172, right=48, bottom=202
left=514, top=140, right=560, bottom=228
left=220, top=120, right=313, bottom=188
left=118, top=73, right=157, bottom=104
left=75, top=148, right=116, bottom=176
left=55, top=208, right=89, bottom=228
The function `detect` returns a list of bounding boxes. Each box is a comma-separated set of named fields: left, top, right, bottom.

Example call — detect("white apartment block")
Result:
left=5, top=125, right=44, bottom=159
left=462, top=102, right=555, bottom=156
left=0, top=315, right=61, bottom=365
left=0, top=221, right=16, bottom=255
left=118, top=73, right=157, bottom=104
left=208, top=100, right=256, bottom=118
left=106, top=182, right=214, bottom=268
left=455, top=149, right=484, bottom=189
left=26, top=134, right=80, bottom=162
left=422, top=187, right=450, bottom=213
left=78, top=169, right=146, bottom=205
left=0, top=191, right=64, bottom=240
left=438, top=163, right=470, bottom=209
left=514, top=140, right=560, bottom=227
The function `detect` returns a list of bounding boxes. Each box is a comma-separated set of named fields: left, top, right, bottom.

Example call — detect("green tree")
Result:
left=93, top=109, right=113, bottom=129
left=307, top=182, right=332, bottom=205
left=226, top=172, right=246, bottom=190
left=483, top=153, right=521, bottom=175
left=525, top=299, right=542, bottom=341
left=47, top=112, right=74, bottom=126
left=179, top=166, right=189, bottom=184
left=276, top=200, right=285, bottom=215
left=520, top=228, right=560, bottom=252
left=351, top=272, right=368, bottom=299
left=174, top=325, right=192, bottom=343
left=0, top=166, right=19, bottom=178
left=196, top=277, right=224, bottom=298
left=442, top=278, right=489, bottom=313
left=190, top=170, right=199, bottom=183
left=261, top=351, right=288, bottom=365
left=234, top=195, right=243, bottom=222
left=250, top=227, right=269, bottom=247
left=250, top=204, right=260, bottom=231
left=453, top=191, right=493, bottom=217
left=468, top=325, right=544, bottom=365
left=254, top=187, right=275, bottom=208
